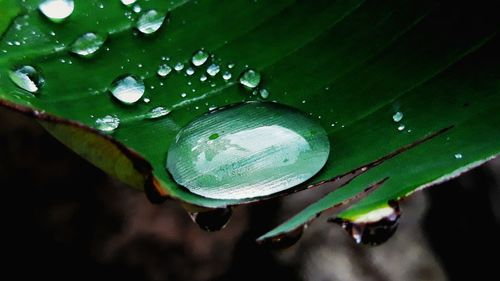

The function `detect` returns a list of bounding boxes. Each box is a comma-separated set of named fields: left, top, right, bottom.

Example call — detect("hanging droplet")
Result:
left=38, top=0, right=74, bottom=23
left=191, top=49, right=209, bottom=66
left=120, top=0, right=137, bottom=6
left=188, top=208, right=232, bottom=232
left=206, top=64, right=220, bottom=77
left=9, top=65, right=45, bottom=94
left=70, top=32, right=106, bottom=58
left=166, top=102, right=330, bottom=200
left=109, top=75, right=145, bottom=105
left=136, top=10, right=166, bottom=35
left=239, top=69, right=261, bottom=89
left=392, top=111, right=403, bottom=122
left=259, top=88, right=269, bottom=99
left=257, top=225, right=304, bottom=249
left=330, top=201, right=400, bottom=246
left=157, top=64, right=172, bottom=77
left=95, top=115, right=120, bottom=133
left=146, top=106, right=170, bottom=119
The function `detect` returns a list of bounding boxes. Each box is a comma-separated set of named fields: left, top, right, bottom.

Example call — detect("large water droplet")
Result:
left=157, top=64, right=172, bottom=77
left=120, top=0, right=137, bottom=6
left=110, top=75, right=145, bottom=105
left=70, top=32, right=106, bottom=58
left=38, top=0, right=74, bottom=23
left=239, top=69, right=261, bottom=89
left=166, top=102, right=330, bottom=200
left=95, top=115, right=120, bottom=133
left=330, top=201, right=400, bottom=246
left=136, top=10, right=166, bottom=35
left=189, top=208, right=232, bottom=232
left=9, top=65, right=45, bottom=94
left=191, top=49, right=209, bottom=66
left=147, top=106, right=170, bottom=119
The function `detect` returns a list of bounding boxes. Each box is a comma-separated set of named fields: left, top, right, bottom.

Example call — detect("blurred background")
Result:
left=1, top=106, right=499, bottom=281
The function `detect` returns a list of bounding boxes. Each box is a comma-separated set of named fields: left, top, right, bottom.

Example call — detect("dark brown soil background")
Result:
left=1, top=107, right=498, bottom=281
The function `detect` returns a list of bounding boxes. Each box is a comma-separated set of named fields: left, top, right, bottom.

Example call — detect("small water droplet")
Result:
left=120, top=0, right=137, bottom=6
left=331, top=201, right=400, bottom=246
left=38, top=0, right=74, bottom=23
left=259, top=88, right=269, bottom=99
left=392, top=111, right=403, bottom=122
left=9, top=65, right=45, bottom=94
left=397, top=124, right=405, bottom=131
left=70, top=33, right=106, bottom=58
left=206, top=64, right=220, bottom=76
left=454, top=153, right=463, bottom=159
left=227, top=63, right=235, bottom=69
left=136, top=10, right=166, bottom=35
left=174, top=62, right=184, bottom=72
left=132, top=4, right=141, bottom=13
left=185, top=67, right=195, bottom=76
left=109, top=75, right=145, bottom=105
left=181, top=92, right=187, bottom=98
left=157, top=64, right=172, bottom=77
left=166, top=102, right=330, bottom=200
left=191, top=49, right=209, bottom=66
left=200, top=74, right=208, bottom=82
left=189, top=208, right=233, bottom=232
left=143, top=97, right=150, bottom=103
left=239, top=69, right=261, bottom=89
left=222, top=71, right=232, bottom=81
left=95, top=115, right=120, bottom=132
left=147, top=106, right=170, bottom=119
left=258, top=225, right=304, bottom=249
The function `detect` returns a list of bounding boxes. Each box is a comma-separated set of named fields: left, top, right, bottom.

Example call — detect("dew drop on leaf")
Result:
left=222, top=71, right=232, bottom=81
left=392, top=111, right=403, bottom=122
left=454, top=153, right=463, bottom=159
left=185, top=67, right=195, bottom=76
left=166, top=102, right=330, bottom=200
left=9, top=65, right=45, bottom=94
left=95, top=115, right=120, bottom=133
left=38, top=0, right=74, bottom=23
left=191, top=49, right=209, bottom=66
left=239, top=69, right=261, bottom=89
left=109, top=75, right=145, bottom=105
left=70, top=32, right=106, bottom=58
left=157, top=64, right=172, bottom=77
left=206, top=64, right=220, bottom=76
left=120, top=0, right=137, bottom=6
left=136, top=10, right=166, bottom=35
left=174, top=62, right=184, bottom=72
left=260, top=88, right=270, bottom=99
left=146, top=107, right=170, bottom=119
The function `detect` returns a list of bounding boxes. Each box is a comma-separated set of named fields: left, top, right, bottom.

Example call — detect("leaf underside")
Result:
left=0, top=0, right=499, bottom=239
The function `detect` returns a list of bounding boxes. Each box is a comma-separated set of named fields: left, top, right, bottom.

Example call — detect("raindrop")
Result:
left=392, top=111, right=403, bottom=122
left=189, top=208, right=233, bottom=232
left=259, top=88, right=269, bottom=99
left=454, top=153, right=463, bottom=159
left=9, top=65, right=45, bottom=94
left=222, top=71, right=232, bottom=81
left=157, top=64, right=172, bottom=77
left=185, top=67, right=195, bottom=76
left=70, top=32, right=106, bottom=58
left=227, top=63, right=235, bottom=69
left=120, top=0, right=137, bottom=6
left=132, top=4, right=141, bottom=13
left=109, top=75, right=145, bottom=105
left=95, top=115, right=120, bottom=133
left=191, top=49, right=209, bottom=66
left=146, top=106, right=170, bottom=119
left=206, top=64, right=220, bottom=76
left=136, top=10, right=166, bottom=35
left=181, top=93, right=187, bottom=98
left=397, top=124, right=405, bottom=131
left=166, top=102, right=330, bottom=200
left=239, top=69, right=261, bottom=89
left=174, top=62, right=184, bottom=72
left=200, top=74, right=208, bottom=82
left=38, top=0, right=74, bottom=23
left=330, top=201, right=400, bottom=246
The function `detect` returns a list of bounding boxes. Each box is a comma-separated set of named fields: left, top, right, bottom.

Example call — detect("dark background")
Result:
left=1, top=106, right=499, bottom=281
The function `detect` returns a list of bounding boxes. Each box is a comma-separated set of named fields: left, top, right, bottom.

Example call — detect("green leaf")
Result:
left=0, top=0, right=499, bottom=239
